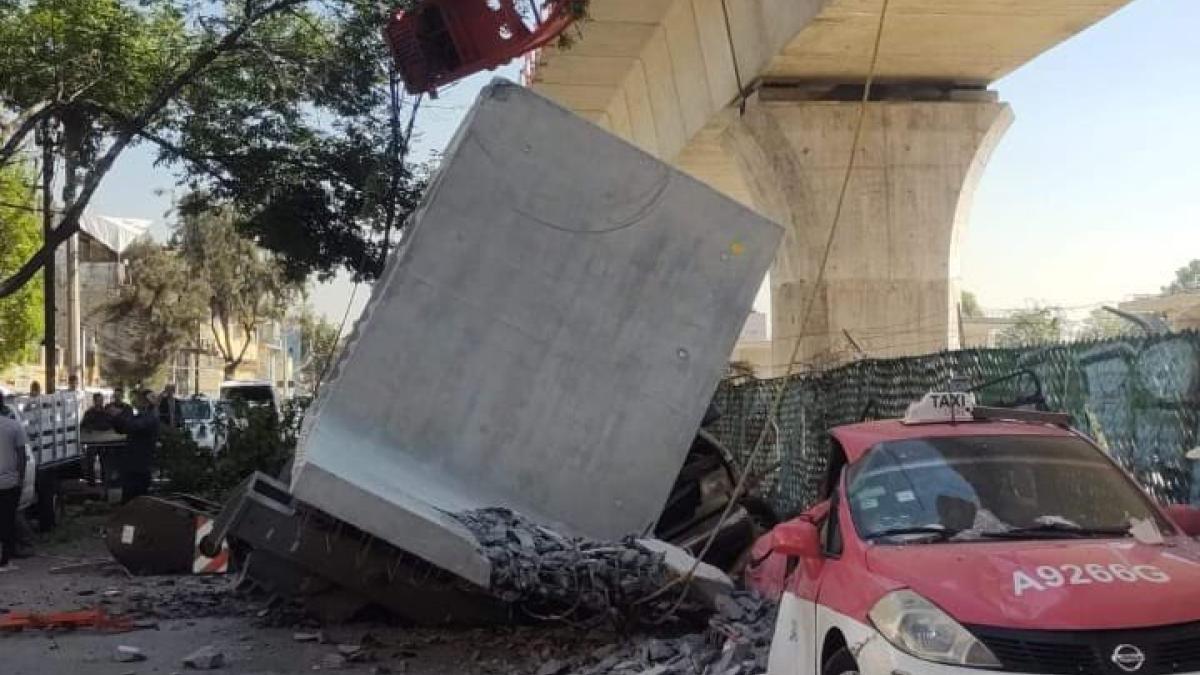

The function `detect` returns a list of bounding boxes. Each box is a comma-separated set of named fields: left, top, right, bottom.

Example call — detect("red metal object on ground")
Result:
left=386, top=0, right=576, bottom=95
left=0, top=607, right=134, bottom=632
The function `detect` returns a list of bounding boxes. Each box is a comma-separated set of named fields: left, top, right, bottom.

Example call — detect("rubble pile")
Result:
left=456, top=508, right=776, bottom=675
left=551, top=591, right=775, bottom=675
left=455, top=508, right=704, bottom=626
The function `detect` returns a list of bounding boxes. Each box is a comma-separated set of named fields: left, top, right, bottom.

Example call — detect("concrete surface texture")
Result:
left=291, top=80, right=782, bottom=579
left=722, top=98, right=1013, bottom=365
left=528, top=0, right=1131, bottom=362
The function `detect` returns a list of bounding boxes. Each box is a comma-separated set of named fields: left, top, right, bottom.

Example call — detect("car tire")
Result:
left=36, top=479, right=61, bottom=532
left=822, top=647, right=860, bottom=675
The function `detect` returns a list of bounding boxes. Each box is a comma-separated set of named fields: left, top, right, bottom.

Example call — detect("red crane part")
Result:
left=387, top=0, right=575, bottom=95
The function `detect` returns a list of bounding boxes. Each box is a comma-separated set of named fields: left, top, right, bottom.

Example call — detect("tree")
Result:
left=100, top=239, right=209, bottom=385
left=296, top=308, right=341, bottom=392
left=997, top=306, right=1065, bottom=348
left=960, top=291, right=983, bottom=318
left=1078, top=308, right=1130, bottom=341
left=176, top=204, right=300, bottom=378
left=1164, top=260, right=1200, bottom=295
left=0, top=163, right=42, bottom=371
left=0, top=0, right=426, bottom=299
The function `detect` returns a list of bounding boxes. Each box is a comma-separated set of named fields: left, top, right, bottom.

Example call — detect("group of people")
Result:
left=0, top=380, right=188, bottom=572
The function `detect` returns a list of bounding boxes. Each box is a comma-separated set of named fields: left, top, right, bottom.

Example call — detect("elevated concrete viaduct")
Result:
left=529, top=0, right=1132, bottom=369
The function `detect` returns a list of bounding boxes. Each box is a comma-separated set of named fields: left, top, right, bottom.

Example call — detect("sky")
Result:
left=88, top=0, right=1200, bottom=322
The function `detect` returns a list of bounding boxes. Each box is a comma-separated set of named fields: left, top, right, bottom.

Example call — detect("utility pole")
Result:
left=65, top=202, right=81, bottom=385
left=40, top=120, right=56, bottom=392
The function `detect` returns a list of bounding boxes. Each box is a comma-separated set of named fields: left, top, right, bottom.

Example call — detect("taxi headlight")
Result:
left=868, top=590, right=1001, bottom=668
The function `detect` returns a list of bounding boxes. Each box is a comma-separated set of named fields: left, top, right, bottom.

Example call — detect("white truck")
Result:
left=4, top=391, right=83, bottom=529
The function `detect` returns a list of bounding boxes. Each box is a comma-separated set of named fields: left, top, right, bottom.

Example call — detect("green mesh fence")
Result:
left=709, top=331, right=1200, bottom=517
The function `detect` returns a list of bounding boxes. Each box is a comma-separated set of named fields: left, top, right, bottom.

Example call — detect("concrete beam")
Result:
left=531, top=0, right=1130, bottom=159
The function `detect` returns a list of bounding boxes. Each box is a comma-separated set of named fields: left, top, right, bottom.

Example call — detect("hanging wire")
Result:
left=312, top=87, right=425, bottom=398
left=643, top=0, right=895, bottom=621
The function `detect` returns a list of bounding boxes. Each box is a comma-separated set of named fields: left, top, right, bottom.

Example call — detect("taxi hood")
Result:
left=866, top=538, right=1200, bottom=630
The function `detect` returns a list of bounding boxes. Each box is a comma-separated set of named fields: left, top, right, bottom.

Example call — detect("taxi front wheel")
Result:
left=822, top=648, right=860, bottom=675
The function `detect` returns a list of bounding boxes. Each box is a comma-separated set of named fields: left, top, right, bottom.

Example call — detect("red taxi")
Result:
left=747, top=393, right=1200, bottom=675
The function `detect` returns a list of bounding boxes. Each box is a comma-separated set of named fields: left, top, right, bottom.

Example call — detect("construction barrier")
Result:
left=710, top=331, right=1200, bottom=517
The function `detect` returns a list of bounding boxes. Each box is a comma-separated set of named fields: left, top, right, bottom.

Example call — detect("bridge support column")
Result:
left=719, top=95, right=1012, bottom=369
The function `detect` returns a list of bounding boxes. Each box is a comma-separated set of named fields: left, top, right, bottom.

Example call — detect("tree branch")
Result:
left=232, top=320, right=256, bottom=370
left=0, top=0, right=315, bottom=300
left=0, top=101, right=56, bottom=169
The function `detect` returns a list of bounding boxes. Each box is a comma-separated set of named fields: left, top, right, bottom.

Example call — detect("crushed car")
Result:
left=747, top=391, right=1200, bottom=675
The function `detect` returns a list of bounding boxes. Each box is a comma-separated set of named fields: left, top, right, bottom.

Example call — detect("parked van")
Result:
left=218, top=380, right=279, bottom=419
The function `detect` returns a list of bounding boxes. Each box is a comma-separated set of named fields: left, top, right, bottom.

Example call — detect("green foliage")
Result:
left=175, top=200, right=299, bottom=377
left=0, top=0, right=184, bottom=114
left=1164, top=260, right=1200, bottom=295
left=100, top=238, right=209, bottom=385
left=1079, top=308, right=1131, bottom=341
left=296, top=308, right=341, bottom=392
left=1, top=0, right=426, bottom=300
left=157, top=401, right=304, bottom=499
left=168, top=0, right=428, bottom=283
left=0, top=163, right=42, bottom=370
left=997, top=306, right=1065, bottom=348
left=960, top=291, right=983, bottom=318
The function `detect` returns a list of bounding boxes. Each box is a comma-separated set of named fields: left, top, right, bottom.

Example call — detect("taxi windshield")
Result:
left=847, top=435, right=1172, bottom=542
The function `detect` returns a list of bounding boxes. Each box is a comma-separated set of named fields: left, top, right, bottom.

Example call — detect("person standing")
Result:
left=112, top=390, right=159, bottom=504
left=158, top=384, right=182, bottom=429
left=106, top=387, right=132, bottom=417
left=0, top=400, right=29, bottom=571
left=81, top=393, right=113, bottom=432
left=28, top=381, right=41, bottom=398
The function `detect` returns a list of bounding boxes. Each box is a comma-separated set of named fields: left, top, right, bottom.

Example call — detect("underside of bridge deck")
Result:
left=530, top=0, right=1132, bottom=365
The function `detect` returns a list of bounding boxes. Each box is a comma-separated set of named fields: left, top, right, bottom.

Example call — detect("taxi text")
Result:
left=1013, top=564, right=1170, bottom=596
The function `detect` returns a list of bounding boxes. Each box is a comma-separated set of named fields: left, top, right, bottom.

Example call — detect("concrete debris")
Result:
left=454, top=508, right=705, bottom=626
left=181, top=645, right=226, bottom=670
left=115, top=645, right=147, bottom=662
left=551, top=591, right=775, bottom=675
left=537, top=659, right=569, bottom=675
left=294, top=632, right=324, bottom=643
left=635, top=540, right=733, bottom=607
left=318, top=653, right=348, bottom=670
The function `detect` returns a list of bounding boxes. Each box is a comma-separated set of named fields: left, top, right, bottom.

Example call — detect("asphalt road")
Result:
left=0, top=508, right=610, bottom=675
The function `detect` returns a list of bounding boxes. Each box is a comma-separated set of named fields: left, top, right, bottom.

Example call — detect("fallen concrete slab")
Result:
left=289, top=79, right=781, bottom=583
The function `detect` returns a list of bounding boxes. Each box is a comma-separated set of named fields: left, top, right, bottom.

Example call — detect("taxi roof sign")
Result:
left=903, top=392, right=977, bottom=425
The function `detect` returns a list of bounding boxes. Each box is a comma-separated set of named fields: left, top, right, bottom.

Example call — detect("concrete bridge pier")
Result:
left=682, top=90, right=1013, bottom=369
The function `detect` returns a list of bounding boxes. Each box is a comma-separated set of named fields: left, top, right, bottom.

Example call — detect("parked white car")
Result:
left=181, top=396, right=224, bottom=451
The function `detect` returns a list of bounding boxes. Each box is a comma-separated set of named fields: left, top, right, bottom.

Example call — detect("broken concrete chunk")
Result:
left=115, top=646, right=146, bottom=662
left=318, top=653, right=348, bottom=670
left=536, top=658, right=568, bottom=675
left=645, top=640, right=677, bottom=662
left=182, top=646, right=226, bottom=670
left=289, top=81, right=781, bottom=591
left=294, top=632, right=324, bottom=643
left=713, top=594, right=745, bottom=622
left=636, top=539, right=734, bottom=606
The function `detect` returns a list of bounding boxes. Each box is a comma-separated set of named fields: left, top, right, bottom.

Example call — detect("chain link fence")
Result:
left=709, top=331, right=1200, bottom=517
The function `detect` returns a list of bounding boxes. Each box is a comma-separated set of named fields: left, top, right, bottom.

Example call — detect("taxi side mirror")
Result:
left=1165, top=505, right=1200, bottom=537
left=772, top=520, right=822, bottom=559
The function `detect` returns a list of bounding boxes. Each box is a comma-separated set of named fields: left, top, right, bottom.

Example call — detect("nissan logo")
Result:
left=1112, top=644, right=1147, bottom=673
